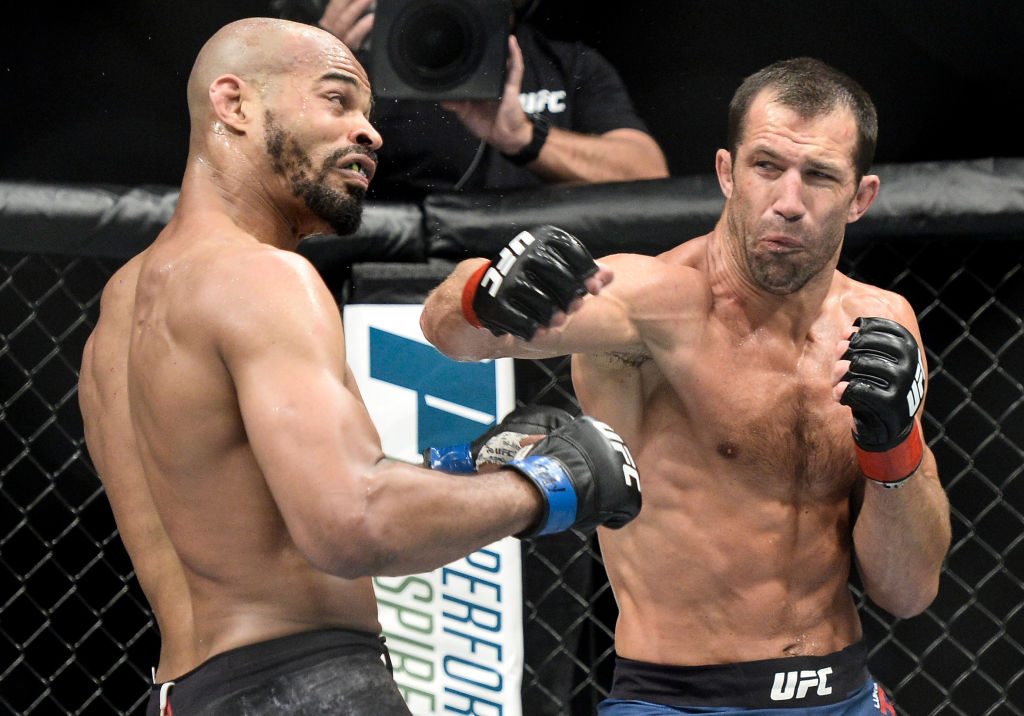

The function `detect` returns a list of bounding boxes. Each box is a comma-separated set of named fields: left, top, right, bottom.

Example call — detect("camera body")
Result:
left=370, top=0, right=510, bottom=100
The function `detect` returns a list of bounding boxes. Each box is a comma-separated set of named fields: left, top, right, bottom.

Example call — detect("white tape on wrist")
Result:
left=475, top=431, right=527, bottom=468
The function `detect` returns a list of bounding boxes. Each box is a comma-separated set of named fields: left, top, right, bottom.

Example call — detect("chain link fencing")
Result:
left=2, top=228, right=1023, bottom=714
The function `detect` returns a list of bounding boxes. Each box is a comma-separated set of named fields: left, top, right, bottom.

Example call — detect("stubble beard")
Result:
left=728, top=206, right=844, bottom=296
left=264, top=112, right=365, bottom=237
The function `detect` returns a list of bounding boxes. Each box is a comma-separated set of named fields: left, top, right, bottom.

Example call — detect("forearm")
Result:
left=420, top=259, right=513, bottom=361
left=349, top=408, right=646, bottom=575
left=528, top=128, right=669, bottom=184
left=352, top=459, right=542, bottom=576
left=852, top=447, right=951, bottom=618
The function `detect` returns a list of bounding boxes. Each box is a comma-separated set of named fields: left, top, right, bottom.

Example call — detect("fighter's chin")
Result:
left=759, top=280, right=804, bottom=296
left=318, top=206, right=363, bottom=237
left=747, top=257, right=812, bottom=295
left=301, top=184, right=364, bottom=236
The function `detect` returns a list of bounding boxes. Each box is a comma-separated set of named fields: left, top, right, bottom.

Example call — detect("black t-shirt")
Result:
left=367, top=23, right=652, bottom=200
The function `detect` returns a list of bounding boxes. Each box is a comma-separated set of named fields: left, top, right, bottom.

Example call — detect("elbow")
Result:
left=870, top=574, right=941, bottom=620
left=418, top=306, right=459, bottom=358
left=419, top=309, right=436, bottom=344
left=637, top=160, right=670, bottom=181
left=885, top=591, right=938, bottom=621
left=419, top=309, right=496, bottom=362
left=630, top=141, right=670, bottom=180
left=292, top=513, right=397, bottom=580
left=419, top=310, right=447, bottom=354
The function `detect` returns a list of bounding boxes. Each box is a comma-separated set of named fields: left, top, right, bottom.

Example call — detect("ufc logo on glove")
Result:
left=482, top=231, right=536, bottom=296
left=594, top=419, right=640, bottom=489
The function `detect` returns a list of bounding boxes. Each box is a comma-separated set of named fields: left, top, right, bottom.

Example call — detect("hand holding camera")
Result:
left=318, top=0, right=376, bottom=51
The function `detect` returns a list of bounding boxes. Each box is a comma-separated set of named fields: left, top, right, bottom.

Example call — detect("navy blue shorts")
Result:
left=598, top=641, right=898, bottom=714
left=146, top=628, right=411, bottom=716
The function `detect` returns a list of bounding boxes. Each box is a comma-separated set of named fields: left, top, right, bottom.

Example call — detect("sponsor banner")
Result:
left=344, top=304, right=522, bottom=716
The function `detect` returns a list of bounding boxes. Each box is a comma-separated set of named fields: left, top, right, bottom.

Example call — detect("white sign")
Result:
left=344, top=304, right=522, bottom=716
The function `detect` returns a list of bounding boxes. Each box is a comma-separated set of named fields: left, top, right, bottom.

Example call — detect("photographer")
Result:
left=273, top=0, right=669, bottom=199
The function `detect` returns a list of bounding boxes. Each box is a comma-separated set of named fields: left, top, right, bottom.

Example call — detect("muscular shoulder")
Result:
left=86, top=256, right=145, bottom=367
left=201, top=246, right=341, bottom=352
left=603, top=246, right=711, bottom=317
left=202, top=243, right=323, bottom=298
left=102, top=255, right=143, bottom=304
left=605, top=245, right=707, bottom=287
left=833, top=271, right=918, bottom=326
left=581, top=249, right=711, bottom=361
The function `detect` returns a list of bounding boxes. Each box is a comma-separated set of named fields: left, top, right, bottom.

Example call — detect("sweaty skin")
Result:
left=78, top=18, right=542, bottom=682
left=421, top=92, right=951, bottom=667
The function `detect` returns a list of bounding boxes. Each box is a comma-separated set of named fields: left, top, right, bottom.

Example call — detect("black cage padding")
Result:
left=3, top=158, right=1022, bottom=267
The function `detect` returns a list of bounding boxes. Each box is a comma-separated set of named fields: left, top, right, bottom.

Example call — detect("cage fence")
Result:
left=2, top=232, right=1023, bottom=715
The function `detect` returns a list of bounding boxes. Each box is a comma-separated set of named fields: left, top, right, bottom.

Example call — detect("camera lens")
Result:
left=388, top=1, right=484, bottom=91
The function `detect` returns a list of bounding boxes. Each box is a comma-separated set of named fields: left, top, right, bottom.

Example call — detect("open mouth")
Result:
left=332, top=152, right=376, bottom=184
left=341, top=161, right=369, bottom=179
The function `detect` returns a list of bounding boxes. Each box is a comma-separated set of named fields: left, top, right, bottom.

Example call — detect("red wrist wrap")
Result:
left=461, top=263, right=490, bottom=329
left=855, top=421, right=924, bottom=488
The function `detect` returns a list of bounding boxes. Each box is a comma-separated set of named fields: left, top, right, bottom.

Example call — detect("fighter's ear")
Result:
left=847, top=173, right=880, bottom=223
left=209, top=74, right=253, bottom=132
left=715, top=148, right=734, bottom=199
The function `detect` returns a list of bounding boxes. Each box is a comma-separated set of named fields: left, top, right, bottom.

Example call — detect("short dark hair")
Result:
left=727, top=57, right=878, bottom=178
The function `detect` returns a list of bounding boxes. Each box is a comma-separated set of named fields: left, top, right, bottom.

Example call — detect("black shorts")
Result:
left=146, top=628, right=411, bottom=716
left=606, top=641, right=873, bottom=710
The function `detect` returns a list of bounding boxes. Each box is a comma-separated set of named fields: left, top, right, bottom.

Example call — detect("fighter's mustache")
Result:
left=323, top=146, right=378, bottom=173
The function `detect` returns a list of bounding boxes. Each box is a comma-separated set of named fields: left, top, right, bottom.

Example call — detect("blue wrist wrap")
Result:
left=426, top=443, right=475, bottom=473
left=507, top=454, right=578, bottom=535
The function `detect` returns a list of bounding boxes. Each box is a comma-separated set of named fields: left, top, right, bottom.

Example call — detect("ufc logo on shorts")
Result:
left=906, top=349, right=924, bottom=416
left=593, top=419, right=640, bottom=490
left=872, top=684, right=896, bottom=715
left=770, top=667, right=833, bottom=701
left=482, top=231, right=536, bottom=297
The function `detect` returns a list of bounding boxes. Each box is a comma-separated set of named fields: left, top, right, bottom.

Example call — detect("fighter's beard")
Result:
left=264, top=113, right=365, bottom=236
left=729, top=214, right=839, bottom=296
left=745, top=244, right=816, bottom=295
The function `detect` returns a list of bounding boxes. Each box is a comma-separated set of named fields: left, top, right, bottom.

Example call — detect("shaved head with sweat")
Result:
left=185, top=18, right=379, bottom=240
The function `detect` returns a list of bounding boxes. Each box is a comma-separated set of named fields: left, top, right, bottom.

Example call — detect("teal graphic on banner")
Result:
left=369, top=327, right=497, bottom=450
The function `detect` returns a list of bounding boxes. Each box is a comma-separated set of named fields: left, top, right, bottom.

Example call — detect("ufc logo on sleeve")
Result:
left=481, top=231, right=536, bottom=297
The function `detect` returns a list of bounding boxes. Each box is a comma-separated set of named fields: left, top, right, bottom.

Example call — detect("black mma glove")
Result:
left=839, top=317, right=926, bottom=488
left=505, top=416, right=642, bottom=537
left=461, top=225, right=598, bottom=341
left=424, top=404, right=575, bottom=473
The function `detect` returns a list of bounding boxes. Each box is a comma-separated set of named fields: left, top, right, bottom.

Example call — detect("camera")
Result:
left=370, top=0, right=510, bottom=101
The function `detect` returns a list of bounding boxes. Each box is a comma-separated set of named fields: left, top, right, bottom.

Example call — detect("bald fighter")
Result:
left=77, top=18, right=640, bottom=715
left=421, top=58, right=951, bottom=713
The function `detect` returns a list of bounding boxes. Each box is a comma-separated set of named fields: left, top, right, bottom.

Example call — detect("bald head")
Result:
left=186, top=17, right=366, bottom=129
left=179, top=17, right=380, bottom=238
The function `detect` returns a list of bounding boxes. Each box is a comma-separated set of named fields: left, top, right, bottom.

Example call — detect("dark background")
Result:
left=2, top=0, right=1023, bottom=188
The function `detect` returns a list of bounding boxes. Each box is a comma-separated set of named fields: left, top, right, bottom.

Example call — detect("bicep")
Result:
left=553, top=254, right=705, bottom=355
left=217, top=261, right=382, bottom=537
left=233, top=342, right=381, bottom=492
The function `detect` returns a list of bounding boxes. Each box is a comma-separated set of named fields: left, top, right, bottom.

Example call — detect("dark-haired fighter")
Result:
left=421, top=58, right=951, bottom=714
left=78, top=17, right=639, bottom=716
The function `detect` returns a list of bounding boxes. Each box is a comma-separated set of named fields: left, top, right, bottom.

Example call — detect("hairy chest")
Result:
left=644, top=332, right=861, bottom=498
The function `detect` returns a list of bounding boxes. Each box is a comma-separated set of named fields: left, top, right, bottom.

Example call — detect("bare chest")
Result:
left=653, top=334, right=860, bottom=496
